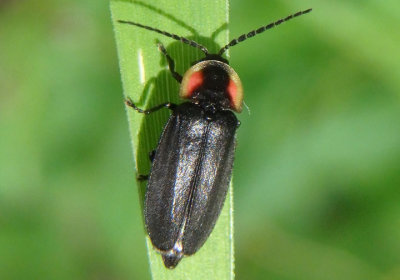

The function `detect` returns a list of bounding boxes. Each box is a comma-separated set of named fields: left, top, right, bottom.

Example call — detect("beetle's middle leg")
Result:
left=158, top=43, right=183, bottom=83
left=125, top=98, right=176, bottom=114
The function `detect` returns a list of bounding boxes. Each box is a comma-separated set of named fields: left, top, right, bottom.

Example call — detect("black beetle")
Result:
left=118, top=8, right=311, bottom=268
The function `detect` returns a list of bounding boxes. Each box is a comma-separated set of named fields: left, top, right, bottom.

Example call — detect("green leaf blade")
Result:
left=110, top=0, right=234, bottom=279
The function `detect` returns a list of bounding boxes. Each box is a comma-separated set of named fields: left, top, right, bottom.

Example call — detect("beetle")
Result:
left=118, top=8, right=312, bottom=268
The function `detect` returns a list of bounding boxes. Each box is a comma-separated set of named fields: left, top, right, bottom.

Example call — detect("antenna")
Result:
left=218, top=8, right=312, bottom=55
left=117, top=20, right=209, bottom=55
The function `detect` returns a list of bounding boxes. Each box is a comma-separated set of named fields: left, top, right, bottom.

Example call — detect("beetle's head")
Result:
left=117, top=8, right=312, bottom=113
left=180, top=58, right=243, bottom=112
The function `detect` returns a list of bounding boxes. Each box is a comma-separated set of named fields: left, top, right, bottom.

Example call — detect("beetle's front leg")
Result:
left=158, top=43, right=183, bottom=83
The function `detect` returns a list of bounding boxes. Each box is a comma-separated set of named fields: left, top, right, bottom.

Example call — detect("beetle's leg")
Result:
left=149, top=150, right=156, bottom=162
left=158, top=43, right=183, bottom=83
left=125, top=98, right=176, bottom=114
left=236, top=120, right=241, bottom=128
left=137, top=174, right=149, bottom=181
left=136, top=151, right=156, bottom=181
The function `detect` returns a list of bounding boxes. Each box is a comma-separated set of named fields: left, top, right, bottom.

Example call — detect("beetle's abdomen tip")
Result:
left=162, top=253, right=183, bottom=269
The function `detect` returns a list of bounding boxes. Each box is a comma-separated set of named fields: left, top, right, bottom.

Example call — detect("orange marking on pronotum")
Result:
left=227, top=79, right=238, bottom=110
left=186, top=71, right=203, bottom=97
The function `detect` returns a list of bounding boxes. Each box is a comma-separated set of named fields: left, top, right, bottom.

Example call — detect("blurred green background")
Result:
left=1, top=0, right=400, bottom=279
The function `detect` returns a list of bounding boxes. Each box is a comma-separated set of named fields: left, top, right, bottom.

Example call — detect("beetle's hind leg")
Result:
left=158, top=43, right=183, bottom=83
left=137, top=174, right=149, bottom=181
left=149, top=150, right=156, bottom=162
left=134, top=150, right=156, bottom=182
left=125, top=98, right=176, bottom=114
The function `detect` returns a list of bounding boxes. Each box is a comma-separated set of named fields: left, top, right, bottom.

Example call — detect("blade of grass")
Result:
left=110, top=0, right=234, bottom=279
